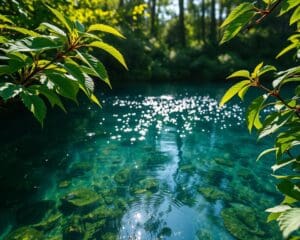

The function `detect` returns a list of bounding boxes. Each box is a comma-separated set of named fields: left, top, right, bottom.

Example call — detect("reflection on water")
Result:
left=0, top=85, right=281, bottom=239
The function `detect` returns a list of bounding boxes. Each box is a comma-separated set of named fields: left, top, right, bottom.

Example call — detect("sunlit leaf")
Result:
left=246, top=95, right=268, bottom=132
left=47, top=5, right=73, bottom=33
left=290, top=6, right=300, bottom=25
left=87, top=41, right=128, bottom=69
left=219, top=80, right=251, bottom=107
left=278, top=208, right=300, bottom=238
left=256, top=148, right=276, bottom=161
left=0, top=24, right=40, bottom=37
left=0, top=83, right=23, bottom=101
left=87, top=24, right=125, bottom=39
left=266, top=205, right=291, bottom=213
left=226, top=70, right=250, bottom=79
left=220, top=2, right=254, bottom=28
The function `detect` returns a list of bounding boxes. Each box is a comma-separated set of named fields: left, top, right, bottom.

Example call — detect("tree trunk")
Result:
left=201, top=0, right=206, bottom=43
left=178, top=0, right=186, bottom=47
left=150, top=0, right=157, bottom=36
left=210, top=0, right=217, bottom=44
left=119, top=0, right=124, bottom=8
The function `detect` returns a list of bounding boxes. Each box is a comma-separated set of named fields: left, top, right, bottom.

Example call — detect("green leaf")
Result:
left=256, top=148, right=276, bottom=161
left=276, top=43, right=298, bottom=58
left=258, top=65, right=277, bottom=76
left=0, top=25, right=40, bottom=37
left=246, top=95, right=268, bottom=133
left=46, top=72, right=79, bottom=101
left=87, top=41, right=128, bottom=69
left=38, top=22, right=67, bottom=38
left=226, top=70, right=250, bottom=79
left=267, top=212, right=281, bottom=222
left=219, top=80, right=251, bottom=107
left=290, top=6, right=300, bottom=25
left=63, top=61, right=85, bottom=85
left=0, top=36, right=8, bottom=43
left=259, top=112, right=294, bottom=139
left=90, top=94, right=101, bottom=107
left=220, top=11, right=255, bottom=44
left=0, top=83, right=23, bottom=101
left=279, top=0, right=300, bottom=16
left=220, top=2, right=254, bottom=28
left=87, top=24, right=125, bottom=39
left=253, top=62, right=264, bottom=77
left=266, top=205, right=291, bottom=213
left=47, top=5, right=73, bottom=33
left=277, top=180, right=300, bottom=201
left=0, top=15, right=14, bottom=24
left=278, top=208, right=300, bottom=238
left=28, top=85, right=66, bottom=112
left=238, top=85, right=250, bottom=100
left=76, top=51, right=111, bottom=87
left=272, top=159, right=297, bottom=172
left=20, top=92, right=46, bottom=125
left=30, top=36, right=61, bottom=51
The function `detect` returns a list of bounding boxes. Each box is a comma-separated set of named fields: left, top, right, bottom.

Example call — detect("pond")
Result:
left=0, top=83, right=281, bottom=240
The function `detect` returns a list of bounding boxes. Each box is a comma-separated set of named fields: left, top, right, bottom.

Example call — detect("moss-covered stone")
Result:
left=33, top=212, right=62, bottom=231
left=179, top=164, right=196, bottom=173
left=214, top=157, right=234, bottom=167
left=101, top=232, right=118, bottom=240
left=58, top=180, right=71, bottom=188
left=221, top=204, right=266, bottom=240
left=5, top=227, right=44, bottom=240
left=114, top=168, right=131, bottom=184
left=196, top=230, right=213, bottom=240
left=61, top=188, right=101, bottom=210
left=198, top=187, right=232, bottom=202
left=83, top=206, right=114, bottom=222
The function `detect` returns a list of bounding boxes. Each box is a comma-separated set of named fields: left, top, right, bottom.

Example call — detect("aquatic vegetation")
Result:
left=33, top=212, right=62, bottom=231
left=5, top=227, right=44, bottom=240
left=221, top=204, right=266, bottom=240
left=60, top=188, right=101, bottom=210
left=198, top=187, right=232, bottom=202
left=113, top=168, right=131, bottom=184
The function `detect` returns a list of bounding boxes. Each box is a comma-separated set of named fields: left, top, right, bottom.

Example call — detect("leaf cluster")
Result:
left=0, top=5, right=127, bottom=125
left=220, top=0, right=300, bottom=238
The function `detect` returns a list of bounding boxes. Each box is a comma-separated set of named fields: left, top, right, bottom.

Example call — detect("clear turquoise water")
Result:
left=0, top=84, right=281, bottom=239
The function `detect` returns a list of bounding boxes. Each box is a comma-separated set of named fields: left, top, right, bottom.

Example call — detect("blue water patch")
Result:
left=0, top=85, right=281, bottom=239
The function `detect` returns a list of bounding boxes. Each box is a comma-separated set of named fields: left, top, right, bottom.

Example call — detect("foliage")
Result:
left=220, top=0, right=300, bottom=238
left=0, top=5, right=126, bottom=125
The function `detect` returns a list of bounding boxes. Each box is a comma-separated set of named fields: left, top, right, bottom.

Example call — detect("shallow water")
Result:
left=0, top=84, right=281, bottom=240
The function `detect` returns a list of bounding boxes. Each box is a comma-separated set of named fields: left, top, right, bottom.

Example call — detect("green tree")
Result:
left=220, top=0, right=300, bottom=238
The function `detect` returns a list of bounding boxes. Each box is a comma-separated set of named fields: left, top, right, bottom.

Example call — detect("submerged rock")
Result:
left=221, top=204, right=266, bottom=240
left=33, top=212, right=62, bottom=231
left=196, top=229, right=213, bottom=240
left=179, top=164, right=196, bottom=173
left=114, top=168, right=131, bottom=184
left=130, top=178, right=159, bottom=195
left=101, top=232, right=118, bottom=240
left=83, top=206, right=115, bottom=222
left=214, top=157, right=234, bottom=167
left=198, top=187, right=232, bottom=202
left=5, top=227, right=44, bottom=240
left=61, top=188, right=101, bottom=211
left=58, top=180, right=71, bottom=189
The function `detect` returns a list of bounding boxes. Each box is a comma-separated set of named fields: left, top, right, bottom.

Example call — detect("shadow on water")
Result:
left=0, top=83, right=281, bottom=240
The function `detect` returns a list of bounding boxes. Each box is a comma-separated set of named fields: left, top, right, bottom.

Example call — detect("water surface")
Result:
left=0, top=84, right=281, bottom=240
